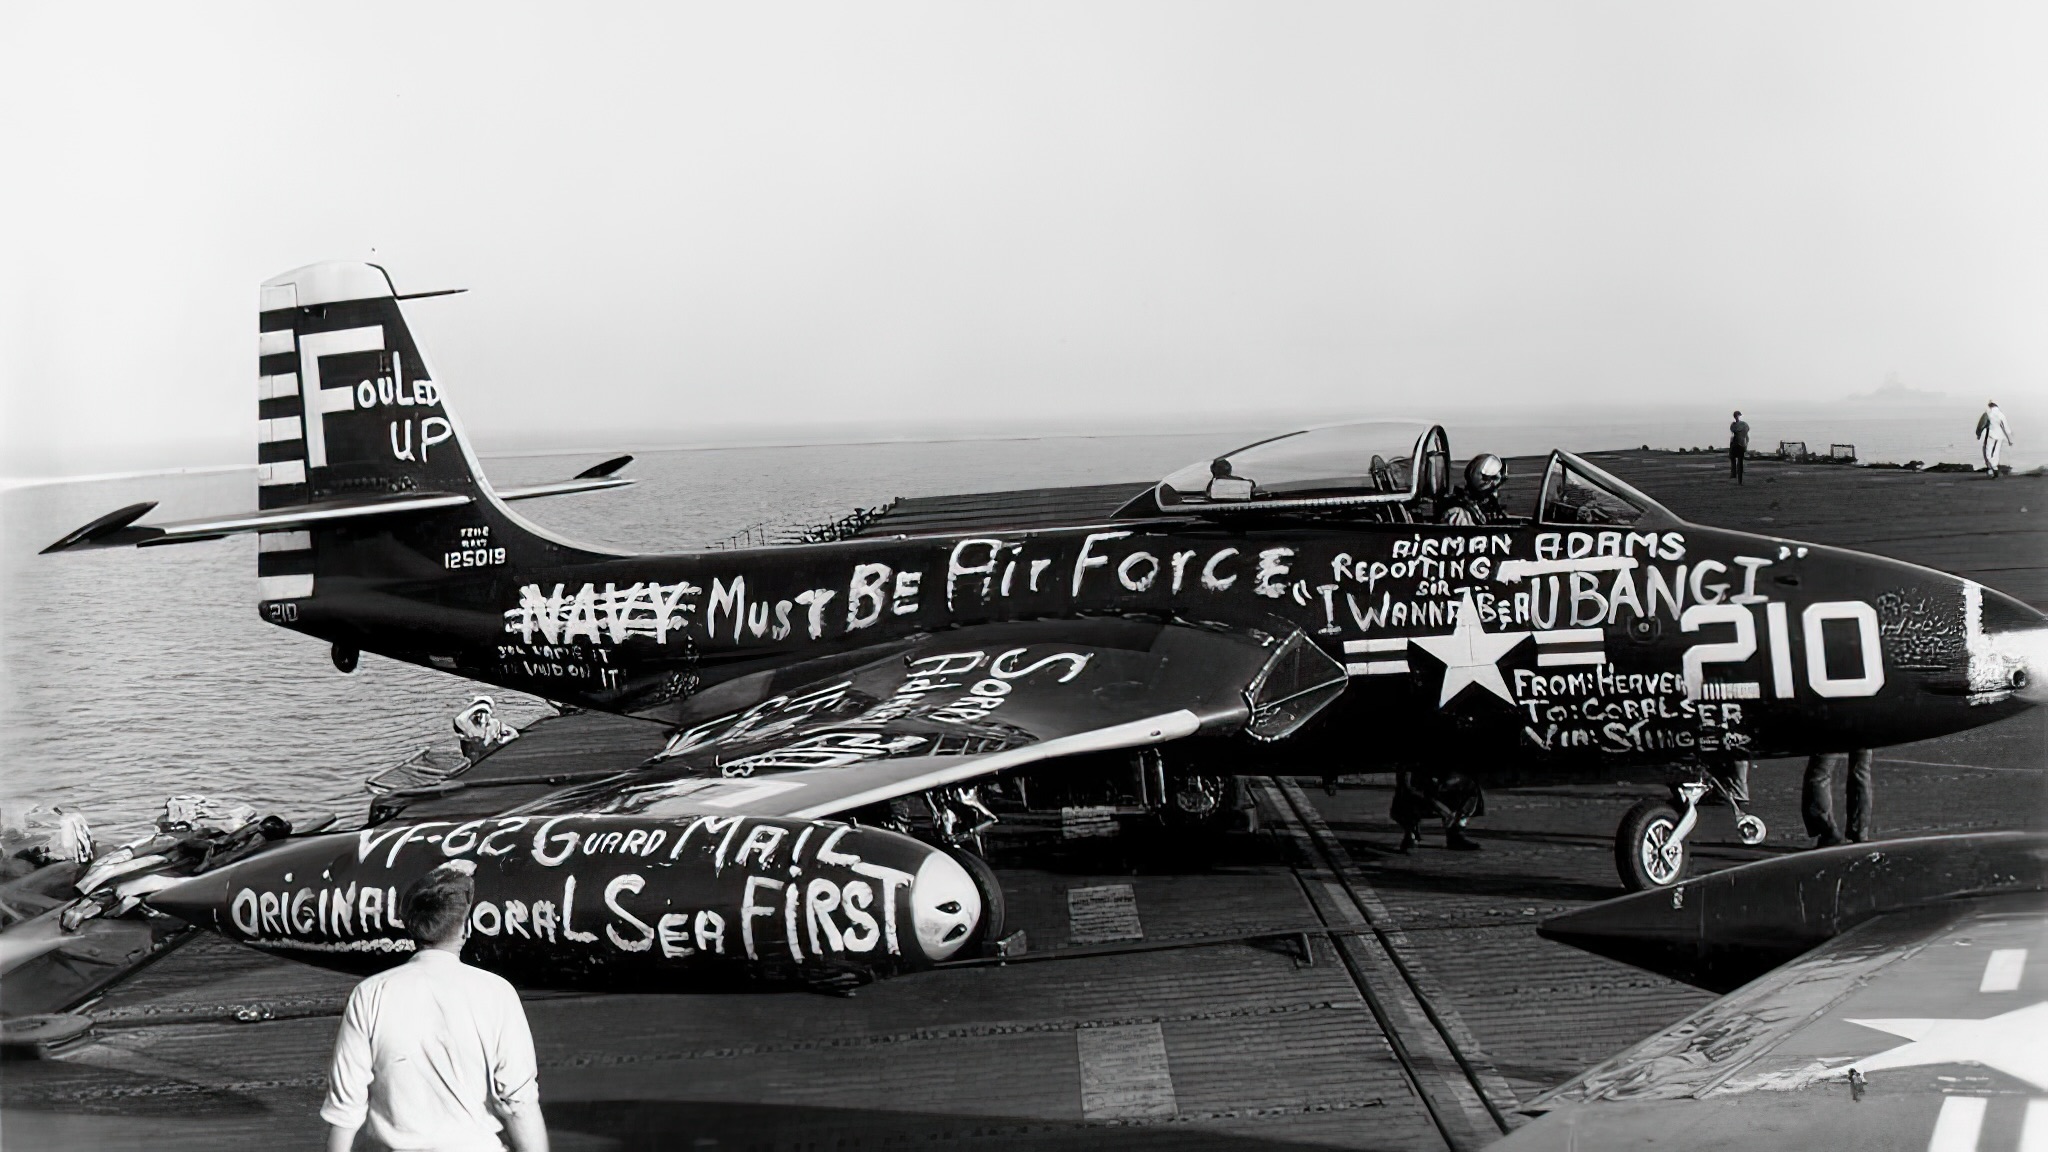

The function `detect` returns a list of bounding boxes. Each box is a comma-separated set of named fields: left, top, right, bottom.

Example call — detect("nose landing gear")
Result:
left=1614, top=772, right=1767, bottom=891
left=1734, top=812, right=1768, bottom=846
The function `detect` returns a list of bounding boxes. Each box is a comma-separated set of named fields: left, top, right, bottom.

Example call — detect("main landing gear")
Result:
left=904, top=786, right=1008, bottom=953
left=1613, top=771, right=1766, bottom=892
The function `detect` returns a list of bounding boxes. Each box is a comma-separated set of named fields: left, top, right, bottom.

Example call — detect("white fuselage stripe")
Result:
left=1928, top=1095, right=1987, bottom=1152
left=1981, top=949, right=2026, bottom=993
left=1534, top=628, right=1603, bottom=645
left=1536, top=650, right=1606, bottom=667
left=258, top=531, right=312, bottom=553
left=257, top=460, right=307, bottom=486
left=1343, top=637, right=1409, bottom=654
left=257, top=574, right=314, bottom=601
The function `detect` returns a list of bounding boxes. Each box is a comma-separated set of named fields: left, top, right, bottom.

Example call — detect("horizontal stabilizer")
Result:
left=496, top=476, right=636, bottom=502
left=573, top=454, right=633, bottom=479
left=39, top=501, right=160, bottom=553
left=41, top=492, right=473, bottom=553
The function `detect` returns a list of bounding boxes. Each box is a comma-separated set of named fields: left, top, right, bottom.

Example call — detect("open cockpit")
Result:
left=821, top=422, right=1679, bottom=542
left=1115, top=420, right=1677, bottom=529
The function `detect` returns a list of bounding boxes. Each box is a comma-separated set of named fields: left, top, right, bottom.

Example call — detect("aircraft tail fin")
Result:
left=46, top=262, right=631, bottom=611
left=255, top=262, right=478, bottom=515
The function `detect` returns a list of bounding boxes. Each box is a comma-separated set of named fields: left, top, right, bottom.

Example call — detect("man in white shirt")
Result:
left=1977, top=400, right=2014, bottom=478
left=323, top=861, right=548, bottom=1152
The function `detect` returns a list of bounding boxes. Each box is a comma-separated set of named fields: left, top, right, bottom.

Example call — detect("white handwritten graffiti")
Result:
left=721, top=730, right=931, bottom=773
left=245, top=818, right=930, bottom=969
left=505, top=580, right=703, bottom=644
left=656, top=682, right=855, bottom=762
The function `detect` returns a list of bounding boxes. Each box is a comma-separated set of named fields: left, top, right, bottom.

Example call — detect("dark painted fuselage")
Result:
left=282, top=490, right=2041, bottom=785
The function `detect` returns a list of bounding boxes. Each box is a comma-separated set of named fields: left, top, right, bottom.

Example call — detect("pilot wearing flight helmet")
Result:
left=1440, top=454, right=1508, bottom=525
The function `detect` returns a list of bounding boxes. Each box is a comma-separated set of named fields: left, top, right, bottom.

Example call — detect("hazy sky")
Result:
left=3, top=3, right=2044, bottom=477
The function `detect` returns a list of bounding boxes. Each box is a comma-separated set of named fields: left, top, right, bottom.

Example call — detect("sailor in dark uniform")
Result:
left=1393, top=770, right=1484, bottom=852
left=1396, top=452, right=1512, bottom=852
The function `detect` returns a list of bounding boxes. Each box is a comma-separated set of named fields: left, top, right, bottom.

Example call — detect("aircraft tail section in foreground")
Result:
left=44, top=262, right=636, bottom=614
left=254, top=263, right=475, bottom=516
left=252, top=261, right=494, bottom=599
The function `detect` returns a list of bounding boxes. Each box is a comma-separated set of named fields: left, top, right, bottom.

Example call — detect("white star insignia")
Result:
left=1846, top=1000, right=2048, bottom=1090
left=1408, top=591, right=1529, bottom=707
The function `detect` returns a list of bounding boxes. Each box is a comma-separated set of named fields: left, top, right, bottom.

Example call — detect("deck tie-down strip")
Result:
left=1257, top=776, right=1522, bottom=1151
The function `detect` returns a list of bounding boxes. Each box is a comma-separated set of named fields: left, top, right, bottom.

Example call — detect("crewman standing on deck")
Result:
left=1392, top=770, right=1484, bottom=852
left=1803, top=749, right=1874, bottom=847
left=1728, top=411, right=1751, bottom=484
left=1977, top=401, right=2014, bottom=478
left=323, top=861, right=549, bottom=1152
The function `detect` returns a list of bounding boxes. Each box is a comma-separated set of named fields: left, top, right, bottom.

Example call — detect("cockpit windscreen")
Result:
left=1158, top=422, right=1441, bottom=511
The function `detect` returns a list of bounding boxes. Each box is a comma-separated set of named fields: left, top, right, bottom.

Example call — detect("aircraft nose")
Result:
left=1969, top=583, right=2048, bottom=704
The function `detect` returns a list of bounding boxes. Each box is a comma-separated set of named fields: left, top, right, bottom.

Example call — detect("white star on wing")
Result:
left=1846, top=1000, right=2048, bottom=1090
left=1407, top=591, right=1530, bottom=707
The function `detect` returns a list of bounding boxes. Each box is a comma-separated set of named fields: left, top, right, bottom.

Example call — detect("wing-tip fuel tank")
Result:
left=144, top=815, right=985, bottom=992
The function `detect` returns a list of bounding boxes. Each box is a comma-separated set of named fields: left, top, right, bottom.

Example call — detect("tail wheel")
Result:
left=944, top=848, right=1005, bottom=949
left=1615, top=799, right=1687, bottom=891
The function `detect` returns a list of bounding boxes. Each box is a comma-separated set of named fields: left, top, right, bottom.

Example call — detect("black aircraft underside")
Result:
left=50, top=260, right=2048, bottom=985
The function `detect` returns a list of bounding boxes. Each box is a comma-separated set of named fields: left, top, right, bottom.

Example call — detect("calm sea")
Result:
left=0, top=411, right=2027, bottom=838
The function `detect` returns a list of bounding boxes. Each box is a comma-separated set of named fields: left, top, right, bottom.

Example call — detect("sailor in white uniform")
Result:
left=1977, top=401, right=2014, bottom=477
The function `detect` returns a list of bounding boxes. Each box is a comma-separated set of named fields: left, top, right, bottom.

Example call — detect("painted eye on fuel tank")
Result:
left=909, top=851, right=982, bottom=962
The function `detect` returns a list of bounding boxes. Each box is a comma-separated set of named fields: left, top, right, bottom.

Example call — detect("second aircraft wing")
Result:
left=1498, top=832, right=2048, bottom=1150
left=503, top=617, right=1347, bottom=821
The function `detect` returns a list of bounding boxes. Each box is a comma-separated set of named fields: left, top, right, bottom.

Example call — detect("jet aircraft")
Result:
left=48, top=260, right=2048, bottom=973
left=1501, top=830, right=2047, bottom=1150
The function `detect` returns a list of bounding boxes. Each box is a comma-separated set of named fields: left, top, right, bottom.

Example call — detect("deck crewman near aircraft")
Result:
left=323, top=861, right=548, bottom=1152
left=1802, top=749, right=1874, bottom=847
left=1415, top=452, right=1511, bottom=849
left=1977, top=400, right=2013, bottom=478
left=1393, top=770, right=1484, bottom=852
left=1728, top=411, right=1750, bottom=484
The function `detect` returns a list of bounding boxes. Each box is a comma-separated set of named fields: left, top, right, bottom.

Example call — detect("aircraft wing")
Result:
left=505, top=617, right=1346, bottom=821
left=1496, top=832, right=2048, bottom=1150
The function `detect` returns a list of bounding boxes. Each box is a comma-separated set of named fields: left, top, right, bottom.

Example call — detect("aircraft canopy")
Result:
left=1155, top=421, right=1449, bottom=513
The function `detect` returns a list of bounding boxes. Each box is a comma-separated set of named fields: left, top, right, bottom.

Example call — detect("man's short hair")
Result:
left=402, top=861, right=476, bottom=947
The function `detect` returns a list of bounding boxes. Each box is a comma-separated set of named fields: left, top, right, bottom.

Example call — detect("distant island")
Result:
left=1846, top=378, right=1946, bottom=404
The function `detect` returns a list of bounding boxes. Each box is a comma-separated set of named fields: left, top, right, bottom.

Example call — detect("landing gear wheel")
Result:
left=1615, top=799, right=1687, bottom=891
left=944, top=848, right=1005, bottom=950
left=1735, top=813, right=1767, bottom=846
